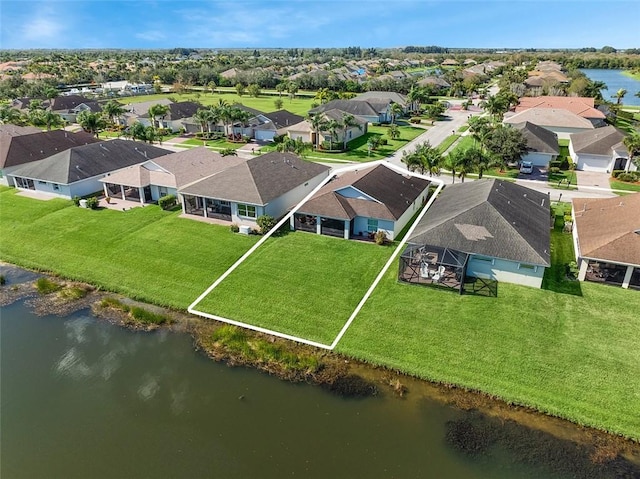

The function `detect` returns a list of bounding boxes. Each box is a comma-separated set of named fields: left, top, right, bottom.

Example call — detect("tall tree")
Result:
left=194, top=108, right=213, bottom=134
left=465, top=146, right=494, bottom=179
left=76, top=111, right=106, bottom=138
left=614, top=88, right=627, bottom=105
left=401, top=150, right=423, bottom=174
left=307, top=112, right=327, bottom=150
left=390, top=103, right=404, bottom=124
left=481, top=95, right=509, bottom=123
left=102, top=100, right=126, bottom=127
left=387, top=123, right=400, bottom=140
left=148, top=103, right=169, bottom=129
left=325, top=118, right=340, bottom=150
left=484, top=125, right=528, bottom=171
left=445, top=148, right=464, bottom=184
left=341, top=113, right=361, bottom=150
left=622, top=132, right=640, bottom=170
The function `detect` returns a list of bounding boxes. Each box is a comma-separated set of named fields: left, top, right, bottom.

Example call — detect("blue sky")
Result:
left=1, top=0, right=638, bottom=50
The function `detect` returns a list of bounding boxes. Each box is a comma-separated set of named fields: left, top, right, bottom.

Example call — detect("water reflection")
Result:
left=2, top=298, right=639, bottom=479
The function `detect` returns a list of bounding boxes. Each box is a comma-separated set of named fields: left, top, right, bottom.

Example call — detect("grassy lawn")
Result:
left=118, top=92, right=315, bottom=117
left=447, top=135, right=475, bottom=154
left=610, top=179, right=640, bottom=192
left=309, top=125, right=425, bottom=162
left=0, top=187, right=257, bottom=309
left=438, top=134, right=460, bottom=154
left=2, top=188, right=640, bottom=439
left=195, top=232, right=393, bottom=345
left=337, top=203, right=640, bottom=439
left=182, top=137, right=244, bottom=150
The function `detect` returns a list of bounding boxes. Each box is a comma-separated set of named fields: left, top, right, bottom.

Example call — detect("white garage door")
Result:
left=255, top=130, right=275, bottom=141
left=577, top=155, right=609, bottom=173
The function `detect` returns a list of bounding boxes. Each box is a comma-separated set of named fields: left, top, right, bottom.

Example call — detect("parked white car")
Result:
left=520, top=161, right=533, bottom=174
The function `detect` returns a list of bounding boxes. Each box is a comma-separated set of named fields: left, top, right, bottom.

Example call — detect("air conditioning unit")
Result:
left=239, top=225, right=251, bottom=235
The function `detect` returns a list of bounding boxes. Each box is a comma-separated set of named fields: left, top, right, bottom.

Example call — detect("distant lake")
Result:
left=580, top=69, right=640, bottom=106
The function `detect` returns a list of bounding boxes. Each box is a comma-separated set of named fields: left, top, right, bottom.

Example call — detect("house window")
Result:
left=15, top=177, right=35, bottom=190
left=474, top=256, right=494, bottom=265
left=367, top=218, right=378, bottom=232
left=237, top=203, right=257, bottom=218
left=519, top=263, right=537, bottom=272
left=159, top=187, right=168, bottom=197
left=219, top=200, right=230, bottom=206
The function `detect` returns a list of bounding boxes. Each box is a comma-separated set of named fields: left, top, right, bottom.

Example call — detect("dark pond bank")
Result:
left=1, top=266, right=639, bottom=478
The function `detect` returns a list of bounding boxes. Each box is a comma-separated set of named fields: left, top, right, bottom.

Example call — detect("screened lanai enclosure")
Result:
left=398, top=244, right=498, bottom=296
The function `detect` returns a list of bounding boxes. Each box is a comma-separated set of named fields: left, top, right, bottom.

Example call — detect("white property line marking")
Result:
left=188, top=161, right=444, bottom=350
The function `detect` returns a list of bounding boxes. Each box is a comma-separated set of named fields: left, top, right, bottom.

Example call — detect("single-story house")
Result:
left=353, top=91, right=416, bottom=114
left=309, top=99, right=392, bottom=124
left=139, top=101, right=201, bottom=131
left=121, top=99, right=173, bottom=127
left=568, top=126, right=635, bottom=173
left=100, top=147, right=245, bottom=205
left=0, top=127, right=98, bottom=186
left=285, top=109, right=368, bottom=147
left=503, top=108, right=595, bottom=140
left=417, top=76, right=451, bottom=90
left=251, top=110, right=304, bottom=141
left=515, top=96, right=606, bottom=126
left=400, top=179, right=551, bottom=291
left=511, top=121, right=559, bottom=167
left=292, top=163, right=430, bottom=241
left=48, top=95, right=102, bottom=123
left=178, top=151, right=330, bottom=227
left=572, top=193, right=640, bottom=289
left=8, top=139, right=171, bottom=199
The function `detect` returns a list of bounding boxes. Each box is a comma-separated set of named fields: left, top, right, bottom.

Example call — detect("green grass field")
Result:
left=610, top=179, right=640, bottom=192
left=308, top=125, right=425, bottom=162
left=119, top=92, right=315, bottom=116
left=0, top=188, right=257, bottom=308
left=2, top=187, right=639, bottom=439
left=195, top=232, right=392, bottom=344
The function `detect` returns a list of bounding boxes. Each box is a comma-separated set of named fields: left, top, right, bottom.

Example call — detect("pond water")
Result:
left=1, top=273, right=639, bottom=478
left=580, top=69, right=640, bottom=106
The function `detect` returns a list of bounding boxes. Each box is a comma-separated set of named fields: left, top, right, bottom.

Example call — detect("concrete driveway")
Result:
left=575, top=171, right=611, bottom=193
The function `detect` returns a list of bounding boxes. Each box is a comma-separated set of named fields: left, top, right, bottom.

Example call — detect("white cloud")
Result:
left=136, top=30, right=167, bottom=42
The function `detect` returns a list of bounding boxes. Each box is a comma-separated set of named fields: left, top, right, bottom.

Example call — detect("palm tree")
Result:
left=401, top=150, right=423, bottom=174
left=307, top=112, right=327, bottom=150
left=457, top=149, right=477, bottom=183
left=480, top=95, right=509, bottom=123
left=622, top=132, right=640, bottom=171
left=0, top=104, right=24, bottom=125
left=130, top=122, right=147, bottom=142
left=445, top=148, right=464, bottom=184
left=614, top=89, right=627, bottom=105
left=314, top=88, right=329, bottom=104
left=390, top=103, right=404, bottom=124
left=194, top=108, right=213, bottom=135
left=148, top=103, right=169, bottom=130
left=341, top=113, right=361, bottom=150
left=102, top=100, right=126, bottom=127
left=325, top=119, right=341, bottom=150
left=76, top=111, right=106, bottom=138
left=468, top=116, right=492, bottom=151
left=387, top=124, right=400, bottom=141
left=42, top=111, right=62, bottom=131
left=276, top=82, right=287, bottom=97
left=465, top=146, right=494, bottom=179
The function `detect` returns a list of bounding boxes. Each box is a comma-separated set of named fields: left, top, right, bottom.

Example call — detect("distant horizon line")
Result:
left=1, top=46, right=637, bottom=52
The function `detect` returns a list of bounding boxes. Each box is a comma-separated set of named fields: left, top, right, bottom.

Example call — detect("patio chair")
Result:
left=420, top=262, right=430, bottom=278
left=431, top=265, right=446, bottom=282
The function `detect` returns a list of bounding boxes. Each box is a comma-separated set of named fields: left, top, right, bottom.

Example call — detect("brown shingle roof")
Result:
left=572, top=193, right=640, bottom=266
left=179, top=152, right=329, bottom=205
left=299, top=164, right=430, bottom=221
left=504, top=108, right=594, bottom=130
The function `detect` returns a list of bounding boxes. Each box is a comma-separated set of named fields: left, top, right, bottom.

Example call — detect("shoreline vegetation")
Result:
left=2, top=263, right=640, bottom=472
left=1, top=186, right=639, bottom=442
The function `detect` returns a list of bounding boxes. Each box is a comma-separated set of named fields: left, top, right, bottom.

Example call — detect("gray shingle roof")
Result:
left=570, top=126, right=628, bottom=155
left=409, top=179, right=551, bottom=266
left=262, top=110, right=304, bottom=129
left=179, top=152, right=330, bottom=205
left=0, top=129, right=98, bottom=169
left=299, top=164, right=430, bottom=221
left=9, top=139, right=171, bottom=184
left=512, top=122, right=559, bottom=155
left=310, top=99, right=386, bottom=117
left=49, top=95, right=96, bottom=111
